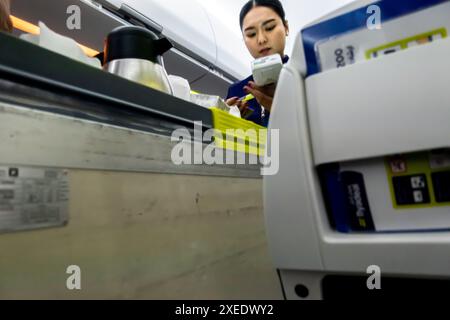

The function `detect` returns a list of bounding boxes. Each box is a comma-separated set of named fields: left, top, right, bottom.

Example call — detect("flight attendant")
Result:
left=226, top=0, right=289, bottom=127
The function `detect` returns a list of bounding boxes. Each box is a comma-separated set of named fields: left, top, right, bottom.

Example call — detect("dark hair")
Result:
left=0, top=0, right=12, bottom=33
left=239, top=0, right=286, bottom=30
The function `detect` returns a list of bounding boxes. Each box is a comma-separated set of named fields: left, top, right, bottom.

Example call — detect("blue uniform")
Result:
left=226, top=56, right=289, bottom=127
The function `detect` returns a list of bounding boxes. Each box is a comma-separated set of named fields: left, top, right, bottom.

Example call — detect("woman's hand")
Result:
left=226, top=97, right=253, bottom=118
left=243, top=81, right=276, bottom=112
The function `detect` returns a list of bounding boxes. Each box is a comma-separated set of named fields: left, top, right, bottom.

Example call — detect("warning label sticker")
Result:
left=0, top=166, right=69, bottom=233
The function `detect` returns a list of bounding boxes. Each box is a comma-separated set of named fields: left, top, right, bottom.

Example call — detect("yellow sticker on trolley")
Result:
left=210, top=107, right=266, bottom=156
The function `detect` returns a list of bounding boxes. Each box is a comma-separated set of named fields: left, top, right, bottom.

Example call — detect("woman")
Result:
left=226, top=0, right=289, bottom=127
left=0, top=0, right=12, bottom=33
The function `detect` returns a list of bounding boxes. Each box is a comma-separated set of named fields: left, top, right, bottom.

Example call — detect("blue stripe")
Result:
left=301, top=0, right=450, bottom=76
left=320, top=166, right=352, bottom=233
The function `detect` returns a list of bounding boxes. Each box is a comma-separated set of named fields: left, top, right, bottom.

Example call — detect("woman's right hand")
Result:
left=226, top=97, right=253, bottom=118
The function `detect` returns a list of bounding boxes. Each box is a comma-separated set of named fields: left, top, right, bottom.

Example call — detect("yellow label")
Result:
left=366, top=28, right=447, bottom=60
left=210, top=108, right=266, bottom=156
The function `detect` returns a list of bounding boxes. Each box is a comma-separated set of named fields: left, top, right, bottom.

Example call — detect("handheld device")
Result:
left=251, top=54, right=283, bottom=87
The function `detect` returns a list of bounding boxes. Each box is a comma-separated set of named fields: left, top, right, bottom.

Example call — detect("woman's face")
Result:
left=242, top=6, right=288, bottom=59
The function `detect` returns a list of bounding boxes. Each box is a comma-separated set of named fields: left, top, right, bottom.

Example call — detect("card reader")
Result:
left=251, top=54, right=283, bottom=87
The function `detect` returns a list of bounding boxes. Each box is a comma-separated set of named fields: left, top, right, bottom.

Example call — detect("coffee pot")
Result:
left=103, top=26, right=174, bottom=95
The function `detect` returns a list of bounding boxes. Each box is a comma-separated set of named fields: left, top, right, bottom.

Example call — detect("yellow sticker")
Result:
left=366, top=28, right=447, bottom=60
left=385, top=151, right=450, bottom=210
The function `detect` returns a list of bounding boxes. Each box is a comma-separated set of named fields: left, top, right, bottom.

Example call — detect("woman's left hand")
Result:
left=244, top=81, right=276, bottom=112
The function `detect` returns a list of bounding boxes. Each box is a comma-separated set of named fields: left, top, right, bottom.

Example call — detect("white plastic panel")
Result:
left=264, top=23, right=450, bottom=280
left=263, top=64, right=324, bottom=271
left=306, top=37, right=450, bottom=166
left=107, top=0, right=216, bottom=65
left=320, top=231, right=450, bottom=277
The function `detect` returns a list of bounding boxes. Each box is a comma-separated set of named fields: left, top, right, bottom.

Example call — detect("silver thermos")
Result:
left=103, top=26, right=174, bottom=95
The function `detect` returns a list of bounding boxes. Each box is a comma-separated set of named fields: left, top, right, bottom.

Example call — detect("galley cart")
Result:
left=264, top=1, right=450, bottom=299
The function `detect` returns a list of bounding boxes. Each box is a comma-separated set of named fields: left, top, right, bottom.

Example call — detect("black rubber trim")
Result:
left=277, top=269, right=288, bottom=300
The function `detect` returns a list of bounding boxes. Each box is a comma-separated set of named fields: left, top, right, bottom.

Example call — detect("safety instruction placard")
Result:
left=326, top=149, right=450, bottom=232
left=386, top=150, right=450, bottom=209
left=0, top=166, right=69, bottom=233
